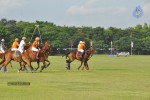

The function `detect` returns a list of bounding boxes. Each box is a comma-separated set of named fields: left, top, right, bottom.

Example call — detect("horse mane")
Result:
left=84, top=46, right=96, bottom=58
left=40, top=41, right=52, bottom=54
left=24, top=43, right=31, bottom=50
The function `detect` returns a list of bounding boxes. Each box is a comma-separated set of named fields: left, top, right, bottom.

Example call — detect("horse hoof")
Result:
left=18, top=70, right=20, bottom=73
left=66, top=67, right=68, bottom=70
left=31, top=70, right=35, bottom=73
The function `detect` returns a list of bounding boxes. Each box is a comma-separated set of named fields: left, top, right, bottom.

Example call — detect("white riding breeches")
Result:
left=78, top=50, right=84, bottom=53
left=11, top=48, right=18, bottom=51
left=18, top=49, right=23, bottom=54
left=31, top=47, right=38, bottom=52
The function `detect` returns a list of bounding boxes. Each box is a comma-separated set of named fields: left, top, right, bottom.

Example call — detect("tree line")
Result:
left=0, top=18, right=150, bottom=55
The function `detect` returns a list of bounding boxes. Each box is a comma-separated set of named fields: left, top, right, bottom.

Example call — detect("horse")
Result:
left=0, top=50, right=13, bottom=68
left=0, top=45, right=12, bottom=67
left=0, top=43, right=33, bottom=69
left=18, top=41, right=52, bottom=72
left=0, top=49, right=26, bottom=72
left=65, top=46, right=96, bottom=70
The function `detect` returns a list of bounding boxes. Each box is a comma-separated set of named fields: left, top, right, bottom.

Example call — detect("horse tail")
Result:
left=65, top=52, right=69, bottom=59
left=62, top=52, right=70, bottom=59
left=0, top=53, right=5, bottom=65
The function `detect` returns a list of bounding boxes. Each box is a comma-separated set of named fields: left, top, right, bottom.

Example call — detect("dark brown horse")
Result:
left=65, top=46, right=96, bottom=70
left=18, top=41, right=52, bottom=72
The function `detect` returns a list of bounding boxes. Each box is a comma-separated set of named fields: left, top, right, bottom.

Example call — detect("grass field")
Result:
left=0, top=55, right=150, bottom=100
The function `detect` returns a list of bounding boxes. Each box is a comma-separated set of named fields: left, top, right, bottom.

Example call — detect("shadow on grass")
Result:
left=94, top=68, right=128, bottom=71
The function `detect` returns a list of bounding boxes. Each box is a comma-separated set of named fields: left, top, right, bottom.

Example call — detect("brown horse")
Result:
left=18, top=41, right=52, bottom=72
left=0, top=43, right=32, bottom=72
left=0, top=49, right=25, bottom=72
left=65, top=46, right=96, bottom=70
left=0, top=45, right=13, bottom=68
left=0, top=50, right=13, bottom=68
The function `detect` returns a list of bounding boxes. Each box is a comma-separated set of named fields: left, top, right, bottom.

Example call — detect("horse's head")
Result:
left=89, top=46, right=96, bottom=54
left=84, top=46, right=96, bottom=59
left=42, top=41, right=53, bottom=53
left=24, top=43, right=31, bottom=50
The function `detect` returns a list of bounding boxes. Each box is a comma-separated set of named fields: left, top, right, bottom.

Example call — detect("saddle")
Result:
left=30, top=50, right=38, bottom=56
left=30, top=50, right=41, bottom=59
left=76, top=51, right=83, bottom=57
left=14, top=50, right=21, bottom=57
left=0, top=50, right=3, bottom=53
left=0, top=51, right=3, bottom=59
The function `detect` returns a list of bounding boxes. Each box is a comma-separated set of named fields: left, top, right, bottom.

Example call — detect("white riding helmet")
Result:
left=15, top=38, right=19, bottom=41
left=79, top=41, right=84, bottom=44
left=22, top=37, right=26, bottom=40
left=35, top=37, right=40, bottom=41
left=79, top=41, right=83, bottom=44
left=1, top=39, right=4, bottom=42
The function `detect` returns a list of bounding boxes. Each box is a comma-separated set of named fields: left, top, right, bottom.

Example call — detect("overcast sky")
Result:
left=0, top=0, right=150, bottom=28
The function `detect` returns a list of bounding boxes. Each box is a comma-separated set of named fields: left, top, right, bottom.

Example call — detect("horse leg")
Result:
left=0, top=63, right=3, bottom=70
left=18, top=62, right=22, bottom=72
left=2, top=60, right=11, bottom=72
left=84, top=61, right=88, bottom=70
left=45, top=59, right=50, bottom=68
left=18, top=62, right=27, bottom=72
left=66, top=60, right=72, bottom=70
left=0, top=54, right=5, bottom=65
left=82, top=60, right=86, bottom=70
left=77, top=61, right=83, bottom=70
left=82, top=62, right=85, bottom=70
left=0, top=62, right=5, bottom=70
left=26, top=61, right=34, bottom=73
left=40, top=61, right=46, bottom=72
left=67, top=62, right=70, bottom=70
left=23, top=64, right=28, bottom=71
left=10, top=62, right=13, bottom=68
left=23, top=61, right=28, bottom=72
left=34, top=61, right=40, bottom=71
left=86, top=61, right=89, bottom=70
left=0, top=65, right=2, bottom=70
left=31, top=65, right=34, bottom=73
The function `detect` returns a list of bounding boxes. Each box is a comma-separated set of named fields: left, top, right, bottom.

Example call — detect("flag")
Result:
left=70, top=40, right=74, bottom=47
left=131, top=41, right=133, bottom=48
left=90, top=41, right=93, bottom=46
left=133, top=5, right=144, bottom=18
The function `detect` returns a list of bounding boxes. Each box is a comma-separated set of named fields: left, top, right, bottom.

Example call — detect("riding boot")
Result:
left=82, top=51, right=85, bottom=59
left=24, top=66, right=27, bottom=71
left=36, top=52, right=39, bottom=59
left=67, top=63, right=70, bottom=70
left=0, top=66, right=2, bottom=70
left=4, top=67, right=7, bottom=72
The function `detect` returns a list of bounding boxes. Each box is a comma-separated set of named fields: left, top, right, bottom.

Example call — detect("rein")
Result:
left=84, top=47, right=96, bottom=60
left=39, top=43, right=51, bottom=56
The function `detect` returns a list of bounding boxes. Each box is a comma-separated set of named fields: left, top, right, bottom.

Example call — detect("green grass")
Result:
left=0, top=55, right=150, bottom=100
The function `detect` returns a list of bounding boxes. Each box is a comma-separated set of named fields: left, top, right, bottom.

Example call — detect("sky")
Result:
left=0, top=0, right=150, bottom=29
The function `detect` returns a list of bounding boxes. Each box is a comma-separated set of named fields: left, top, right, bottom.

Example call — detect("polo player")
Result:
left=77, top=41, right=86, bottom=58
left=11, top=38, right=19, bottom=51
left=18, top=37, right=26, bottom=54
left=0, top=39, right=5, bottom=53
left=31, top=37, right=40, bottom=59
